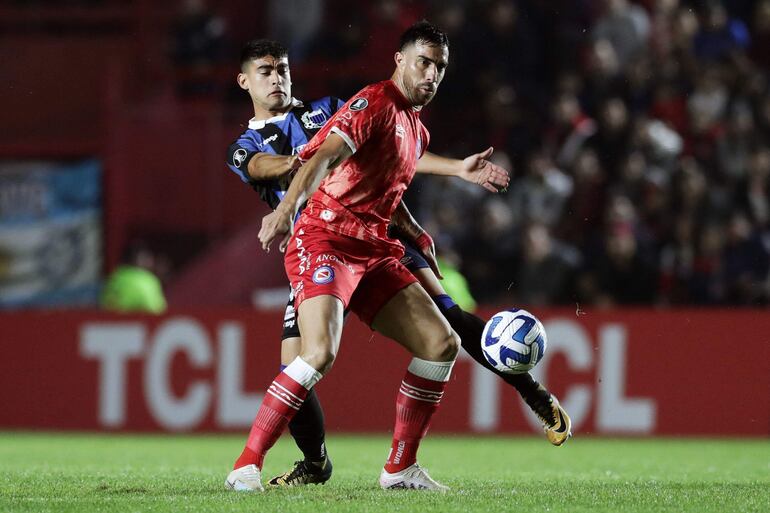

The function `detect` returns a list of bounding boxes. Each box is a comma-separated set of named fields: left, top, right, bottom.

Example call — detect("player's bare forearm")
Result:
left=391, top=200, right=443, bottom=279
left=416, top=147, right=509, bottom=193
left=247, top=153, right=298, bottom=180
left=275, top=134, right=351, bottom=219
left=415, top=151, right=462, bottom=176
left=259, top=134, right=352, bottom=252
left=391, top=200, right=425, bottom=240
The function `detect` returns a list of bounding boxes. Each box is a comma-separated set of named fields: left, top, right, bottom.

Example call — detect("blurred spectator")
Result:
left=172, top=0, right=228, bottom=97
left=101, top=241, right=167, bottom=314
left=507, top=150, right=573, bottom=230
left=460, top=198, right=519, bottom=303
left=749, top=0, right=770, bottom=71
left=587, top=97, right=633, bottom=175
left=736, top=146, right=770, bottom=229
left=722, top=212, right=770, bottom=304
left=592, top=0, right=650, bottom=67
left=267, top=0, right=323, bottom=62
left=693, top=0, right=750, bottom=62
left=545, top=92, right=597, bottom=168
left=580, top=220, right=659, bottom=306
left=509, top=222, right=580, bottom=306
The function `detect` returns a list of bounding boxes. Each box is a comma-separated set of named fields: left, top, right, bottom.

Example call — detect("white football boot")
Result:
left=225, top=464, right=264, bottom=492
left=379, top=463, right=449, bottom=491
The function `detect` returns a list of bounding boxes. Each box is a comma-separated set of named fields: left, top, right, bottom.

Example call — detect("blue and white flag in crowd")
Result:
left=0, top=160, right=102, bottom=308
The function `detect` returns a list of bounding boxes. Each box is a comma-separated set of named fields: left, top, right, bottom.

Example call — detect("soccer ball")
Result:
left=481, top=308, right=547, bottom=374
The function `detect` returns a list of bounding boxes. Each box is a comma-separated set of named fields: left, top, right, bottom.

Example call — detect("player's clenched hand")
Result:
left=459, top=147, right=510, bottom=193
left=258, top=208, right=293, bottom=252
left=415, top=231, right=443, bottom=280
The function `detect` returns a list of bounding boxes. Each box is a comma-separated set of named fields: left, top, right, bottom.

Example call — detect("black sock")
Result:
left=435, top=300, right=555, bottom=424
left=287, top=387, right=327, bottom=462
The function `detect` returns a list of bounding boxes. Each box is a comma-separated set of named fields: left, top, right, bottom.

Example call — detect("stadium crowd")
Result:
left=246, top=0, right=770, bottom=307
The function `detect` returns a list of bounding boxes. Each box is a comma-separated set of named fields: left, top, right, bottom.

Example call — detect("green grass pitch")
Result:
left=1, top=432, right=768, bottom=513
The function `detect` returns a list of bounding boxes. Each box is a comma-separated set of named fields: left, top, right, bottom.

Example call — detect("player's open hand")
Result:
left=258, top=208, right=293, bottom=252
left=459, top=147, right=510, bottom=193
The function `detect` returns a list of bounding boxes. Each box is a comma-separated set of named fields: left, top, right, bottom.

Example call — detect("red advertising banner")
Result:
left=1, top=308, right=768, bottom=436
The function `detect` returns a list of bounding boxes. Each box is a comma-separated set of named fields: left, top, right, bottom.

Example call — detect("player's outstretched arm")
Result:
left=258, top=133, right=352, bottom=252
left=416, top=147, right=510, bottom=192
left=247, top=153, right=299, bottom=180
left=391, top=200, right=443, bottom=279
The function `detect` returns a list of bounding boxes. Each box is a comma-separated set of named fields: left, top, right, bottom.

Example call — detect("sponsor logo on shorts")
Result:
left=316, top=253, right=355, bottom=274
left=350, top=98, right=368, bottom=111
left=296, top=230, right=311, bottom=275
left=232, top=148, right=248, bottom=168
left=312, top=265, right=335, bottom=284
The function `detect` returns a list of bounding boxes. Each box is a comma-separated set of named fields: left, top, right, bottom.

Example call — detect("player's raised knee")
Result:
left=300, top=347, right=337, bottom=375
left=424, top=329, right=459, bottom=362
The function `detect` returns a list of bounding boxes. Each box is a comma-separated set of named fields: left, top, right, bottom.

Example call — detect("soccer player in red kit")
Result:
left=228, top=21, right=460, bottom=492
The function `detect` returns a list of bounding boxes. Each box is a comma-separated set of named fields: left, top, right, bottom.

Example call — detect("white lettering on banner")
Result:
left=596, top=324, right=657, bottom=433
left=467, top=318, right=657, bottom=434
left=80, top=324, right=145, bottom=427
left=217, top=323, right=262, bottom=427
left=145, top=319, right=212, bottom=431
left=80, top=318, right=261, bottom=430
left=469, top=357, right=499, bottom=431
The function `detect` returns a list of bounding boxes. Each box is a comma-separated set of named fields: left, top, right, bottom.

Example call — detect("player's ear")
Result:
left=394, top=51, right=404, bottom=68
left=237, top=72, right=249, bottom=91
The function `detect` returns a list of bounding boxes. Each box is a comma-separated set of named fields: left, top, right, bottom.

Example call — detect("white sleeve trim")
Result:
left=330, top=126, right=357, bottom=154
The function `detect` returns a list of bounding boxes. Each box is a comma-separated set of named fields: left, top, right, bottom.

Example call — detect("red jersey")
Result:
left=297, top=80, right=429, bottom=245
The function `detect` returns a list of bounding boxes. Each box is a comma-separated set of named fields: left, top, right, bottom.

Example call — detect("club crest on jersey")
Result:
left=301, top=108, right=327, bottom=130
left=350, top=98, right=368, bottom=111
left=395, top=124, right=406, bottom=139
left=233, top=148, right=248, bottom=168
left=320, top=209, right=335, bottom=222
left=312, top=265, right=335, bottom=284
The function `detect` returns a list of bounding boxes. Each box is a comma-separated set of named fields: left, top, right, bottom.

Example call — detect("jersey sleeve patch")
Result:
left=226, top=141, right=258, bottom=183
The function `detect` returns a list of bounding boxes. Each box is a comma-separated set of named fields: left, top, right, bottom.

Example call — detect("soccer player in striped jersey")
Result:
left=225, top=37, right=570, bottom=491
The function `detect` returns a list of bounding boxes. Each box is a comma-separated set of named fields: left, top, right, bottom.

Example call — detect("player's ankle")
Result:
left=234, top=447, right=259, bottom=470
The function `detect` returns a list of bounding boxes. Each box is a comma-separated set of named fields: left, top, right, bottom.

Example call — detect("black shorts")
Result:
left=280, top=236, right=430, bottom=340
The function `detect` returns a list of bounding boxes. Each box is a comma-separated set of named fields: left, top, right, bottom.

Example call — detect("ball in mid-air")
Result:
left=481, top=308, right=547, bottom=374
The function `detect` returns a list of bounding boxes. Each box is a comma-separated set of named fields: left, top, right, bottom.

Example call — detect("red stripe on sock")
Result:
left=234, top=372, right=308, bottom=470
left=385, top=370, right=448, bottom=473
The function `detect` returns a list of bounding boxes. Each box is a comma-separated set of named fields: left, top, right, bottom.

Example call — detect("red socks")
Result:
left=234, top=357, right=322, bottom=470
left=384, top=358, right=454, bottom=473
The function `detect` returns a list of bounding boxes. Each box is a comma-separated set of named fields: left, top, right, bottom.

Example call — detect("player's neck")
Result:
left=390, top=73, right=423, bottom=111
left=252, top=102, right=293, bottom=121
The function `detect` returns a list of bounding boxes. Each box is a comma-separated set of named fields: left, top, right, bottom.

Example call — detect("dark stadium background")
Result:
left=0, top=0, right=767, bottom=437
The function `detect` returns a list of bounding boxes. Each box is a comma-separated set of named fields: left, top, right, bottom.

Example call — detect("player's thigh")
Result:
left=280, top=337, right=302, bottom=366
left=296, top=294, right=345, bottom=374
left=410, top=266, right=447, bottom=297
left=371, top=282, right=458, bottom=362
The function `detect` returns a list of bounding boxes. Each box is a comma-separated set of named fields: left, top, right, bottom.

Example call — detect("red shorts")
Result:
left=284, top=225, right=417, bottom=325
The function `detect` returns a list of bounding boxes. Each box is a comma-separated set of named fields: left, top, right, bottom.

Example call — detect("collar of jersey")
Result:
left=248, top=98, right=304, bottom=130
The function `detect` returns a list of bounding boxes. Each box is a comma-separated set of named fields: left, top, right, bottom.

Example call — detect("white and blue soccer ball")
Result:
left=481, top=308, right=547, bottom=374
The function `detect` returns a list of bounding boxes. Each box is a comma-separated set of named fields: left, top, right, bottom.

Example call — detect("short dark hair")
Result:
left=398, top=20, right=449, bottom=51
left=240, top=39, right=288, bottom=69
